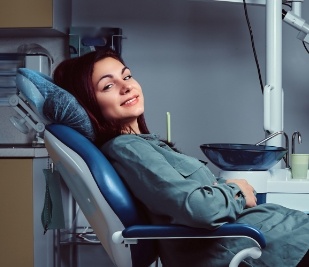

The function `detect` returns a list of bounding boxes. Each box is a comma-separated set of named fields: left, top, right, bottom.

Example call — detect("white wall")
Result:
left=72, top=0, right=309, bottom=174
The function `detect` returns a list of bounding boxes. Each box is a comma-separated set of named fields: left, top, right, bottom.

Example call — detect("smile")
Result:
left=121, top=96, right=138, bottom=106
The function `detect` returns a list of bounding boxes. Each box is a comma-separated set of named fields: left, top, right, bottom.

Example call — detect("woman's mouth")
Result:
left=121, top=96, right=138, bottom=106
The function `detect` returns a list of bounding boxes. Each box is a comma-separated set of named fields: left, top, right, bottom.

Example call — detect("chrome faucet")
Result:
left=291, top=131, right=302, bottom=154
left=255, top=131, right=290, bottom=168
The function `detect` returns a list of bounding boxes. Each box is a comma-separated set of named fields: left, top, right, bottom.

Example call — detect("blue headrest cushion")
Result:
left=16, top=68, right=95, bottom=141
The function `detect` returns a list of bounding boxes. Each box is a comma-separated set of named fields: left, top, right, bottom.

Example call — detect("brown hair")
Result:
left=53, top=49, right=150, bottom=146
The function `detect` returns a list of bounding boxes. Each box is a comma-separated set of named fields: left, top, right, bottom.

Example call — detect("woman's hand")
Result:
left=226, top=179, right=257, bottom=208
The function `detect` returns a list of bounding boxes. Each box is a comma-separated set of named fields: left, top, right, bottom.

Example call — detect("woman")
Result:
left=54, top=49, right=309, bottom=267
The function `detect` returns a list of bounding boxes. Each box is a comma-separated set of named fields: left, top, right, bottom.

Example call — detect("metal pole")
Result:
left=264, top=0, right=283, bottom=148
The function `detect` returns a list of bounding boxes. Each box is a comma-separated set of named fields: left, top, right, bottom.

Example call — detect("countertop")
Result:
left=0, top=145, right=49, bottom=158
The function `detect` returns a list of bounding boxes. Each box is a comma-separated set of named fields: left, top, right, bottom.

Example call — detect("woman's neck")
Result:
left=123, top=122, right=141, bottom=134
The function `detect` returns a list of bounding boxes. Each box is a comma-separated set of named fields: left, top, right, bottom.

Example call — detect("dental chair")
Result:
left=15, top=68, right=266, bottom=267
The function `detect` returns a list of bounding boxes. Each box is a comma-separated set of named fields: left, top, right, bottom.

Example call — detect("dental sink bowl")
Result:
left=200, top=143, right=287, bottom=171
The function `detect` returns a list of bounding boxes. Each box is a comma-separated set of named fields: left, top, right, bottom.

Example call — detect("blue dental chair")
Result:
left=15, top=68, right=266, bottom=267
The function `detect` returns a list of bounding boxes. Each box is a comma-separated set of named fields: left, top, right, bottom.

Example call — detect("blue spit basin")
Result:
left=200, top=143, right=287, bottom=171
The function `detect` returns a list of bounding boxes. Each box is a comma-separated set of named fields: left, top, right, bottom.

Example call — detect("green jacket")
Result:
left=102, top=133, right=309, bottom=267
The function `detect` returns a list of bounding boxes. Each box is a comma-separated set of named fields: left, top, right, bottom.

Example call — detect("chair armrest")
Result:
left=113, top=223, right=266, bottom=249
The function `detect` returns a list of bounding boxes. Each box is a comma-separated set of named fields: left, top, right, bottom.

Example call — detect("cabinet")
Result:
left=0, top=159, right=33, bottom=267
left=0, top=156, right=53, bottom=267
left=0, top=0, right=71, bottom=36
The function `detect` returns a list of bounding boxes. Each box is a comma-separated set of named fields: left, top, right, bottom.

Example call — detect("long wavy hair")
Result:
left=53, top=49, right=150, bottom=146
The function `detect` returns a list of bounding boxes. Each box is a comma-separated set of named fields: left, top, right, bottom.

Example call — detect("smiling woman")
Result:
left=91, top=57, right=144, bottom=133
left=53, top=49, right=150, bottom=146
left=53, top=49, right=309, bottom=267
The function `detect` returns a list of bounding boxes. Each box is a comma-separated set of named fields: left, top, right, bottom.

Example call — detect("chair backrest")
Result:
left=14, top=67, right=157, bottom=266
left=45, top=124, right=158, bottom=267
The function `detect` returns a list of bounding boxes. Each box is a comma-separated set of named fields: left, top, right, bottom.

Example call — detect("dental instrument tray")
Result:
left=200, top=143, right=287, bottom=171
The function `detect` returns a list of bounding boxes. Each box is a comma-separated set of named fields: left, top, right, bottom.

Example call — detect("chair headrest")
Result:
left=16, top=68, right=95, bottom=141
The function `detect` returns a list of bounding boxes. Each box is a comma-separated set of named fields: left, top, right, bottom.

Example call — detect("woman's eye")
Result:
left=103, top=84, right=113, bottom=90
left=124, top=75, right=132, bottom=80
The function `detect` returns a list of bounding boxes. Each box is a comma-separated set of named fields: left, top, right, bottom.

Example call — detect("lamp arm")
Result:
left=282, top=9, right=309, bottom=44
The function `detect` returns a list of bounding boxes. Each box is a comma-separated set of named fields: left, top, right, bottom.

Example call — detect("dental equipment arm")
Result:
left=9, top=94, right=45, bottom=145
left=282, top=9, right=309, bottom=44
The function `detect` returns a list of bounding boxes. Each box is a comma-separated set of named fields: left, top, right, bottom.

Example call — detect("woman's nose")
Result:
left=121, top=84, right=132, bottom=94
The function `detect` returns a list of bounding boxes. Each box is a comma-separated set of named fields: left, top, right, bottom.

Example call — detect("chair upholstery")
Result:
left=45, top=124, right=157, bottom=267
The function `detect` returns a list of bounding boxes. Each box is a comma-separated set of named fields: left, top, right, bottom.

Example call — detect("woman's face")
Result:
left=92, top=57, right=144, bottom=133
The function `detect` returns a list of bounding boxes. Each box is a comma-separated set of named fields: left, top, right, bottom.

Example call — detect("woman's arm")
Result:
left=226, top=179, right=257, bottom=208
left=102, top=135, right=247, bottom=230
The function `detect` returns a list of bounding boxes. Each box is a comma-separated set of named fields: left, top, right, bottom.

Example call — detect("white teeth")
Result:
left=125, top=97, right=136, bottom=105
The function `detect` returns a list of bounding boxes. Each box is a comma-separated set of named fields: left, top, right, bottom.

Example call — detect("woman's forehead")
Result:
left=92, top=57, right=127, bottom=84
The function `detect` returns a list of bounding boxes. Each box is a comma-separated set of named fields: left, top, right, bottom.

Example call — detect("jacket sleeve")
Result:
left=102, top=135, right=246, bottom=230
